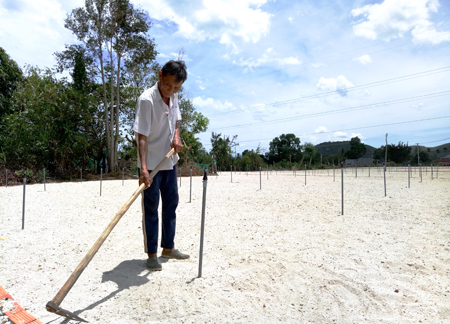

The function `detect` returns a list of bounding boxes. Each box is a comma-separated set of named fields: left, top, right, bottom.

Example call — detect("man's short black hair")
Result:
left=161, top=60, right=187, bottom=83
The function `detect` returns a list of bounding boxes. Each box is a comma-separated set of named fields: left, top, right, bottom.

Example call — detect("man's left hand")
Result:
left=171, top=128, right=183, bottom=153
left=171, top=138, right=183, bottom=154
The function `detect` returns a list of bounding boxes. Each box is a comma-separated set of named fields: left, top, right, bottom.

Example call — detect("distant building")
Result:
left=345, top=158, right=374, bottom=166
left=438, top=154, right=450, bottom=166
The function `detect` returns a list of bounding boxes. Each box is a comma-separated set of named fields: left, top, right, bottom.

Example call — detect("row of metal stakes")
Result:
left=14, top=166, right=210, bottom=278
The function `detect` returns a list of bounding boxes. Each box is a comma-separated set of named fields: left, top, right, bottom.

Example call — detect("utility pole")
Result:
left=231, top=143, right=239, bottom=159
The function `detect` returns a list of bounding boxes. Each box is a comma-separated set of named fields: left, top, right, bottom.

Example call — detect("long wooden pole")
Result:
left=47, top=149, right=175, bottom=319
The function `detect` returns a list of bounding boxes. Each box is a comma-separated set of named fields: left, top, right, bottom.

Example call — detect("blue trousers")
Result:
left=138, top=166, right=178, bottom=254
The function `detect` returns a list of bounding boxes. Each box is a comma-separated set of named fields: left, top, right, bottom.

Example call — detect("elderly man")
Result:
left=133, top=60, right=189, bottom=271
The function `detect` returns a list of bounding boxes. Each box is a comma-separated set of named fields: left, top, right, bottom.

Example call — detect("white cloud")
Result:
left=312, top=63, right=325, bottom=68
left=0, top=0, right=81, bottom=67
left=353, top=54, right=372, bottom=64
left=233, top=48, right=302, bottom=70
left=140, top=0, right=271, bottom=45
left=288, top=17, right=294, bottom=23
left=315, top=126, right=328, bottom=133
left=351, top=0, right=450, bottom=44
left=332, top=132, right=365, bottom=141
left=196, top=79, right=205, bottom=90
left=192, top=96, right=236, bottom=111
left=316, top=75, right=354, bottom=97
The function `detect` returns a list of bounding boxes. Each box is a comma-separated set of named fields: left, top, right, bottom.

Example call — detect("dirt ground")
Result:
left=1, top=167, right=449, bottom=323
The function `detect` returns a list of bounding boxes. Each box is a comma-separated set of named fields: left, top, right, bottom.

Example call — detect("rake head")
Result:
left=46, top=301, right=88, bottom=323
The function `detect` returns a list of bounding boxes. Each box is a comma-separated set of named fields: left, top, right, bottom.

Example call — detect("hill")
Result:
left=314, top=141, right=450, bottom=162
left=315, top=141, right=376, bottom=158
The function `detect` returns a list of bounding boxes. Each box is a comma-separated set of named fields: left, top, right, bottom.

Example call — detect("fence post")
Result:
left=190, top=166, right=192, bottom=203
left=100, top=167, right=103, bottom=196
left=198, top=170, right=208, bottom=278
left=408, top=164, right=410, bottom=188
left=43, top=167, right=46, bottom=191
left=384, top=163, right=387, bottom=197
left=304, top=163, right=306, bottom=185
left=22, top=172, right=26, bottom=229
left=341, top=163, right=344, bottom=215
left=260, top=166, right=262, bottom=190
left=5, top=169, right=7, bottom=188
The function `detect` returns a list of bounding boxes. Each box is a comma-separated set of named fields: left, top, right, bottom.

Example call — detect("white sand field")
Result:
left=1, top=167, right=449, bottom=323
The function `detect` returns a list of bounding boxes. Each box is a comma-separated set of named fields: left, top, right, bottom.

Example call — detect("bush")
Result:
left=15, top=169, right=34, bottom=178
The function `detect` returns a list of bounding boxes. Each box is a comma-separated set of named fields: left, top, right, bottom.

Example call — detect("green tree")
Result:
left=59, top=0, right=157, bottom=171
left=2, top=66, right=93, bottom=172
left=210, top=133, right=236, bottom=170
left=178, top=93, right=209, bottom=165
left=373, top=147, right=384, bottom=161
left=0, top=47, right=23, bottom=133
left=387, top=142, right=412, bottom=164
left=266, top=133, right=302, bottom=164
left=303, top=142, right=317, bottom=168
left=345, top=136, right=366, bottom=159
left=411, top=152, right=430, bottom=165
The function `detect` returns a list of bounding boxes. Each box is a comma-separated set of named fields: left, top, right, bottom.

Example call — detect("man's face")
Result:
left=158, top=71, right=184, bottom=98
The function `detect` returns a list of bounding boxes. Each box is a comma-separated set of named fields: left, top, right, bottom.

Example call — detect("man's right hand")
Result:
left=139, top=169, right=153, bottom=189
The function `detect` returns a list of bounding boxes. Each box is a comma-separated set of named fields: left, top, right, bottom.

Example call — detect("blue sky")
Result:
left=1, top=0, right=449, bottom=155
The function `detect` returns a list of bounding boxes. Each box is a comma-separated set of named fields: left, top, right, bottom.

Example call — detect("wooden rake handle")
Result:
left=48, top=148, right=175, bottom=309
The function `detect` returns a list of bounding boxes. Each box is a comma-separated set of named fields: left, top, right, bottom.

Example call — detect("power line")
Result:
left=209, top=90, right=450, bottom=131
left=203, top=115, right=450, bottom=146
left=205, top=65, right=450, bottom=118
left=418, top=137, right=450, bottom=145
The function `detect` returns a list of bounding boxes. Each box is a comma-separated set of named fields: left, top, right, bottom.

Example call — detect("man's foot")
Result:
left=146, top=256, right=162, bottom=270
left=161, top=249, right=190, bottom=260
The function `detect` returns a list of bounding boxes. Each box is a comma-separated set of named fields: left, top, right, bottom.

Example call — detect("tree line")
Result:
left=210, top=132, right=447, bottom=172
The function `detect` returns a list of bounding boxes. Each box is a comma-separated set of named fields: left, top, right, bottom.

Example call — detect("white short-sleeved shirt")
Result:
left=133, top=82, right=182, bottom=170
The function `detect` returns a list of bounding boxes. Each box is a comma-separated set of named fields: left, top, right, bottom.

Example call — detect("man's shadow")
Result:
left=59, top=258, right=159, bottom=323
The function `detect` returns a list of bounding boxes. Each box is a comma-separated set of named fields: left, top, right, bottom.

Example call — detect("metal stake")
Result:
left=100, top=168, right=102, bottom=196
left=198, top=170, right=208, bottom=278
left=259, top=166, right=262, bottom=190
left=408, top=164, right=410, bottom=188
left=190, top=166, right=192, bottom=203
left=341, top=163, right=344, bottom=215
left=22, top=172, right=26, bottom=229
